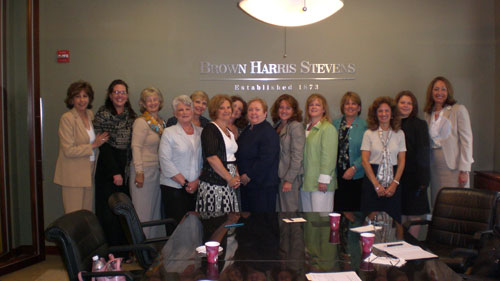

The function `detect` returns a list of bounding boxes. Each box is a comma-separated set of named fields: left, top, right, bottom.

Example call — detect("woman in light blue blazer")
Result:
left=333, top=92, right=367, bottom=222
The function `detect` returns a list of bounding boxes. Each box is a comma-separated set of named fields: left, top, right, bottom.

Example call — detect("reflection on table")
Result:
left=143, top=211, right=462, bottom=281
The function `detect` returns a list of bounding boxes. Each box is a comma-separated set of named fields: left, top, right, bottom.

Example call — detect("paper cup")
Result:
left=329, top=229, right=340, bottom=244
left=360, top=232, right=375, bottom=253
left=206, top=262, right=219, bottom=279
left=329, top=213, right=341, bottom=230
left=205, top=241, right=220, bottom=263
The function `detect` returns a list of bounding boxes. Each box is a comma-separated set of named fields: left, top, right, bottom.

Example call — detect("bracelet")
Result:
left=393, top=179, right=400, bottom=185
left=182, top=179, right=189, bottom=188
left=351, top=166, right=356, bottom=171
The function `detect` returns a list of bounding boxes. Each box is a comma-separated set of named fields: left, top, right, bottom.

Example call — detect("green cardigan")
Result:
left=302, top=120, right=338, bottom=192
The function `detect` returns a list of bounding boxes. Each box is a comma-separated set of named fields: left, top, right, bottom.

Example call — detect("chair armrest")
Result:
left=80, top=270, right=134, bottom=281
left=403, top=220, right=430, bottom=229
left=108, top=243, right=158, bottom=256
left=450, top=248, right=478, bottom=258
left=473, top=229, right=493, bottom=240
left=141, top=218, right=177, bottom=228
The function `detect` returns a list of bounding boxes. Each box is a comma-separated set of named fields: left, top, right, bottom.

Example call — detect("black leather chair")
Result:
left=405, top=187, right=500, bottom=273
left=108, top=192, right=177, bottom=269
left=45, top=210, right=151, bottom=281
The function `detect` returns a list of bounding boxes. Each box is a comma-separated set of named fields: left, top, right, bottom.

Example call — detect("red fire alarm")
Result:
left=57, top=50, right=70, bottom=63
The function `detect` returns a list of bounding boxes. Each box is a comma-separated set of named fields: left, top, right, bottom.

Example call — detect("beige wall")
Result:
left=40, top=0, right=497, bottom=226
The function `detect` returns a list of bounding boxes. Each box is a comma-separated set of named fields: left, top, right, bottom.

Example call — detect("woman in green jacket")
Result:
left=301, top=93, right=338, bottom=212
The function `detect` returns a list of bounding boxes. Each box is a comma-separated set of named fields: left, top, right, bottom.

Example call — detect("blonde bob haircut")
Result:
left=304, top=93, right=331, bottom=124
left=190, top=90, right=209, bottom=103
left=138, top=87, right=164, bottom=113
left=208, top=94, right=232, bottom=120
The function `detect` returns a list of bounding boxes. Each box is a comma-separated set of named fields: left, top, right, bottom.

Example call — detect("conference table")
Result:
left=142, top=212, right=462, bottom=281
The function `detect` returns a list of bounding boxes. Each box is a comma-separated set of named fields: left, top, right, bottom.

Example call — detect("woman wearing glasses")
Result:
left=94, top=79, right=137, bottom=257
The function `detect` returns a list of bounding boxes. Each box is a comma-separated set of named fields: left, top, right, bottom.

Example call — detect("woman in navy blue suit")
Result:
left=236, top=98, right=280, bottom=212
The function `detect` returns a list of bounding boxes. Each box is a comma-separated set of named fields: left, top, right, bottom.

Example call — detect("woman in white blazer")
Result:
left=424, top=76, right=473, bottom=206
left=159, top=95, right=203, bottom=229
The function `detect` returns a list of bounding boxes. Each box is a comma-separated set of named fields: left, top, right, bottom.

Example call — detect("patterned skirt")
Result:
left=196, top=163, right=240, bottom=218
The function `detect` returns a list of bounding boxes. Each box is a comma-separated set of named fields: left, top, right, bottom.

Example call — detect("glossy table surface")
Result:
left=143, top=212, right=462, bottom=281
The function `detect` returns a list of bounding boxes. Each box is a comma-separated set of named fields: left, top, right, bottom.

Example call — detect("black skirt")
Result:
left=334, top=167, right=362, bottom=212
left=361, top=164, right=402, bottom=223
left=401, top=171, right=430, bottom=216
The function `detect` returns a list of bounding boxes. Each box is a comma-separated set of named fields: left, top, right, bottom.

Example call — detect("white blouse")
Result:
left=429, top=109, right=451, bottom=149
left=361, top=128, right=406, bottom=165
left=213, top=122, right=238, bottom=162
left=86, top=126, right=96, bottom=161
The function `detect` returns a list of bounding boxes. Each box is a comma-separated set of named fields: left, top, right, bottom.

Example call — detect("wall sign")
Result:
left=200, top=60, right=356, bottom=92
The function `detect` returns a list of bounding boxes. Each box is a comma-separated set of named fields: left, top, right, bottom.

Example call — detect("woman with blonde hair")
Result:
left=130, top=87, right=166, bottom=238
left=302, top=93, right=338, bottom=212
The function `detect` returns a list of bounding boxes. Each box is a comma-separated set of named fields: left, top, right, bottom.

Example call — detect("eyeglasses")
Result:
left=112, top=90, right=128, bottom=95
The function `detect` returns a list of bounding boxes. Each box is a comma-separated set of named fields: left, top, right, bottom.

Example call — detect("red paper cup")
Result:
left=360, top=232, right=375, bottom=253
left=329, top=229, right=340, bottom=244
left=329, top=213, right=341, bottom=230
left=205, top=241, right=220, bottom=263
left=206, top=262, right=219, bottom=280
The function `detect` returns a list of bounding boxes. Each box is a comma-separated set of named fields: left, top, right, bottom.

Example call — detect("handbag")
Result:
left=78, top=254, right=126, bottom=281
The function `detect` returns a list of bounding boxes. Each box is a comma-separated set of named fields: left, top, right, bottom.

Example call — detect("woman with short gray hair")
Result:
left=159, top=95, right=203, bottom=229
left=130, top=86, right=166, bottom=238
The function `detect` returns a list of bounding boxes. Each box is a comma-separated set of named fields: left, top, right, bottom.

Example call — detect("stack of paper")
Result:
left=363, top=253, right=406, bottom=267
left=373, top=241, right=437, bottom=260
left=349, top=224, right=382, bottom=233
left=306, top=271, right=361, bottom=281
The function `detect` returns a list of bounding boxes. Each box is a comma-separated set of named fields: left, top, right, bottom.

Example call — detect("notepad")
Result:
left=373, top=241, right=437, bottom=260
left=282, top=217, right=307, bottom=223
left=306, top=271, right=361, bottom=281
left=349, top=224, right=382, bottom=233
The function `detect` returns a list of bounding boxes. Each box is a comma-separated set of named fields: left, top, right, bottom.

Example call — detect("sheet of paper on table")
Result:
left=306, top=271, right=361, bottom=281
left=363, top=253, right=407, bottom=267
left=282, top=217, right=307, bottom=223
left=373, top=241, right=438, bottom=260
left=349, top=224, right=382, bottom=233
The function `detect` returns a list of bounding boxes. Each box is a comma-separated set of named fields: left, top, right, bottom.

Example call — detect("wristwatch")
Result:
left=182, top=179, right=189, bottom=189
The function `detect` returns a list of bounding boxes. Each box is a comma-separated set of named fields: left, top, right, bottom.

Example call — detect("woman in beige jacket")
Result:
left=54, top=81, right=108, bottom=213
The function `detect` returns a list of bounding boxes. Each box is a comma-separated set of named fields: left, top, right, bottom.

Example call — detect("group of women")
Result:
left=54, top=75, right=473, bottom=246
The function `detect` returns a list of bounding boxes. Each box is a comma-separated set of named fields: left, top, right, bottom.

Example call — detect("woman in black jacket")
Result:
left=196, top=94, right=241, bottom=217
left=396, top=91, right=430, bottom=238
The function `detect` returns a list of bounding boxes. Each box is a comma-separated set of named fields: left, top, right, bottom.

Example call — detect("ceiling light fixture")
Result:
left=238, top=0, right=344, bottom=27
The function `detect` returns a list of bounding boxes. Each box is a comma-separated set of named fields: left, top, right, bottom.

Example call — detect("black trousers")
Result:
left=161, top=185, right=196, bottom=234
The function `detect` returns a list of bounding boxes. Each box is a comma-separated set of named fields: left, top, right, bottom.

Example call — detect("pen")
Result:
left=224, top=223, right=244, bottom=228
left=386, top=243, right=403, bottom=247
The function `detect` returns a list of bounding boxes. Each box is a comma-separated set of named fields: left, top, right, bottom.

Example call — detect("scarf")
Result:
left=376, top=127, right=393, bottom=187
left=93, top=105, right=134, bottom=150
left=140, top=111, right=166, bottom=136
